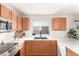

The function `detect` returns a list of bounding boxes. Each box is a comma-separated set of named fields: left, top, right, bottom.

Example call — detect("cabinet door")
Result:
left=26, top=18, right=29, bottom=30
left=66, top=47, right=79, bottom=56
left=25, top=41, right=33, bottom=56
left=52, top=17, right=66, bottom=31
left=22, top=17, right=29, bottom=31
left=32, top=41, right=50, bottom=56
left=9, top=11, right=12, bottom=20
left=52, top=18, right=60, bottom=30
left=20, top=41, right=26, bottom=56
left=0, top=5, right=11, bottom=19
left=60, top=18, right=66, bottom=30
left=17, top=16, right=22, bottom=31
left=12, top=12, right=18, bottom=30
left=49, top=41, right=57, bottom=56
left=25, top=40, right=57, bottom=56
left=22, top=18, right=27, bottom=30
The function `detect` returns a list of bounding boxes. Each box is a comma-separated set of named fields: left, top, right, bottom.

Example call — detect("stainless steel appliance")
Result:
left=0, top=20, right=12, bottom=32
left=0, top=43, right=21, bottom=56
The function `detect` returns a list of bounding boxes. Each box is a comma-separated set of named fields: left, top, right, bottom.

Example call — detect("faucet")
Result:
left=40, top=31, right=42, bottom=38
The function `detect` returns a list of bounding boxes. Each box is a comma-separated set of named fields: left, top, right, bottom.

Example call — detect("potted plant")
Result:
left=67, top=28, right=78, bottom=39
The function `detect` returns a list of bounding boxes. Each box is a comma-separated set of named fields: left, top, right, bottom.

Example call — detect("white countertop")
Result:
left=57, top=38, right=79, bottom=56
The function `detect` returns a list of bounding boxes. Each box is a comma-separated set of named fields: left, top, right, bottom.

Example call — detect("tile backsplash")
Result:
left=0, top=31, right=15, bottom=43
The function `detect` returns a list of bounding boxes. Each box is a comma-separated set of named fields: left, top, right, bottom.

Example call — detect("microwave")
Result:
left=0, top=20, right=12, bottom=31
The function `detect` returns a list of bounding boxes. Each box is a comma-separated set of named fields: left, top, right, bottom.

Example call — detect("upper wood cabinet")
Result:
left=52, top=17, right=66, bottom=31
left=0, top=4, right=29, bottom=31
left=0, top=5, right=11, bottom=20
left=22, top=17, right=29, bottom=31
left=17, top=16, right=22, bottom=31
left=12, top=12, right=18, bottom=30
left=12, top=12, right=22, bottom=31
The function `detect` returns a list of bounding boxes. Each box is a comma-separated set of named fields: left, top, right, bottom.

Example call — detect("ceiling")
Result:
left=4, top=3, right=79, bottom=16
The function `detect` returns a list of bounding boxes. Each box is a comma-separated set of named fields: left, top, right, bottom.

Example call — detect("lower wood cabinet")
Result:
left=20, top=40, right=57, bottom=56
left=20, top=41, right=26, bottom=56
left=66, top=47, right=79, bottom=56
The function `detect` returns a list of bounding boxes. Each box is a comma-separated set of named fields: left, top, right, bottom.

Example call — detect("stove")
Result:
left=0, top=43, right=21, bottom=56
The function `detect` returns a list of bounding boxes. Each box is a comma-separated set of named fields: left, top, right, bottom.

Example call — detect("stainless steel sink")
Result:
left=0, top=43, right=18, bottom=55
left=34, top=37, right=47, bottom=39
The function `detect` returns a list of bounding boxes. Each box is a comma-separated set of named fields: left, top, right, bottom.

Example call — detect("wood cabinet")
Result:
left=22, top=17, right=29, bottom=31
left=20, top=41, right=26, bottom=56
left=52, top=17, right=66, bottom=31
left=12, top=12, right=22, bottom=37
left=12, top=12, right=22, bottom=31
left=12, top=12, right=18, bottom=30
left=0, top=4, right=29, bottom=31
left=20, top=40, right=57, bottom=56
left=0, top=4, right=11, bottom=20
left=17, top=16, right=22, bottom=31
left=66, top=47, right=79, bottom=56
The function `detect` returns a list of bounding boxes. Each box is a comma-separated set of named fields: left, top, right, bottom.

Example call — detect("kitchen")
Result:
left=0, top=3, right=79, bottom=56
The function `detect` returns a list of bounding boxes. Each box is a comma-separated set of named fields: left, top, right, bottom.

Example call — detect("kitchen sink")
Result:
left=34, top=37, right=47, bottom=39
left=0, top=43, right=18, bottom=55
